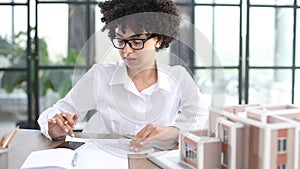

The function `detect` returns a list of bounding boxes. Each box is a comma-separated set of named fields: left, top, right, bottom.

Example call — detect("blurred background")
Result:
left=0, top=0, right=299, bottom=129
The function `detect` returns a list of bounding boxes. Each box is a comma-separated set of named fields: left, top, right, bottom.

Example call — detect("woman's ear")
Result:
left=155, top=39, right=162, bottom=48
left=155, top=43, right=161, bottom=48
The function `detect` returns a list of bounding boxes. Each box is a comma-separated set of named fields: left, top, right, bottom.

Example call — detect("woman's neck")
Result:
left=127, top=62, right=158, bottom=92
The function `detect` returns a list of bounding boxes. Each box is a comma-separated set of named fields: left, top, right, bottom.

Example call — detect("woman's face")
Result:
left=115, top=26, right=159, bottom=70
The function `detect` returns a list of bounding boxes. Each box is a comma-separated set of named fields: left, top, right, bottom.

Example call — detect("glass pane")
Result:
left=250, top=0, right=294, bottom=5
left=223, top=69, right=239, bottom=105
left=38, top=0, right=88, bottom=2
left=195, top=68, right=238, bottom=105
left=0, top=0, right=27, bottom=3
left=0, top=71, right=28, bottom=129
left=295, top=70, right=300, bottom=106
left=195, top=6, right=240, bottom=67
left=38, top=4, right=92, bottom=66
left=195, top=0, right=240, bottom=4
left=249, top=8, right=293, bottom=67
left=214, top=6, right=240, bottom=66
left=195, top=6, right=213, bottom=67
left=249, top=69, right=292, bottom=105
left=194, top=69, right=213, bottom=106
left=39, top=69, right=73, bottom=113
left=296, top=9, right=300, bottom=66
left=0, top=6, right=28, bottom=68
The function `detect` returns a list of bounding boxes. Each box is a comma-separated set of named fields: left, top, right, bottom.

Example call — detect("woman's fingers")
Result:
left=61, top=113, right=78, bottom=128
left=48, top=113, right=77, bottom=139
left=130, top=124, right=164, bottom=152
left=60, top=113, right=77, bottom=137
left=129, top=124, right=180, bottom=152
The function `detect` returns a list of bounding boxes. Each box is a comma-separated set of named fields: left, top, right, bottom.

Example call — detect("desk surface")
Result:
left=1, top=128, right=161, bottom=169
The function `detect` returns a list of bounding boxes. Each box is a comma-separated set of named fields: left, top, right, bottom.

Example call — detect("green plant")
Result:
left=0, top=30, right=79, bottom=98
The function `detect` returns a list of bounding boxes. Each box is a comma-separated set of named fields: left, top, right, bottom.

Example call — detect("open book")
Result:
left=21, top=140, right=130, bottom=169
left=21, top=148, right=77, bottom=169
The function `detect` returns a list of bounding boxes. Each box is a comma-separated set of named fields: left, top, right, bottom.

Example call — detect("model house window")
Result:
left=222, top=129, right=228, bottom=143
left=277, top=164, right=286, bottom=169
left=221, top=152, right=228, bottom=166
left=185, top=143, right=197, bottom=162
left=277, top=138, right=287, bottom=152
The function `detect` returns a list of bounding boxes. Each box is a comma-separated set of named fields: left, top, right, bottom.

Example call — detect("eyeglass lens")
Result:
left=112, top=34, right=155, bottom=50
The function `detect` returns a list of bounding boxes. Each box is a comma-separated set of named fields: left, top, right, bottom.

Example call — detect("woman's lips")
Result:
left=125, top=57, right=137, bottom=62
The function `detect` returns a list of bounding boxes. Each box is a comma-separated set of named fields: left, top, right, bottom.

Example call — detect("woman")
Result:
left=38, top=0, right=208, bottom=152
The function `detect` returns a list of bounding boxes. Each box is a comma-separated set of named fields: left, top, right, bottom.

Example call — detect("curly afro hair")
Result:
left=98, top=0, right=181, bottom=51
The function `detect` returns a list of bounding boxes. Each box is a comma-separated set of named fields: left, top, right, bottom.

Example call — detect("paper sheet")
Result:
left=21, top=148, right=76, bottom=169
left=78, top=139, right=154, bottom=155
left=66, top=135, right=177, bottom=151
left=66, top=135, right=86, bottom=142
left=75, top=149, right=128, bottom=169
left=73, top=139, right=153, bottom=169
left=66, top=136, right=154, bottom=154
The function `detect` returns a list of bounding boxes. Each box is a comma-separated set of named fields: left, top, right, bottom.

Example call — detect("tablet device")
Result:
left=54, top=141, right=85, bottom=150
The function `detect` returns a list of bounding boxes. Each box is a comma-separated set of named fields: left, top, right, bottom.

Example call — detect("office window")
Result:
left=0, top=1, right=30, bottom=128
left=1, top=0, right=300, bottom=129
left=194, top=3, right=241, bottom=106
left=277, top=138, right=287, bottom=152
left=193, top=1, right=299, bottom=106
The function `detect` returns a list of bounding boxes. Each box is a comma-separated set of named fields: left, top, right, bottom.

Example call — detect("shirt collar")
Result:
left=109, top=61, right=130, bottom=86
left=109, top=61, right=172, bottom=93
left=156, top=63, right=172, bottom=92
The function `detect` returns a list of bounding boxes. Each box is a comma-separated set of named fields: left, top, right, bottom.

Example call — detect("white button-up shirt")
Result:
left=38, top=61, right=208, bottom=139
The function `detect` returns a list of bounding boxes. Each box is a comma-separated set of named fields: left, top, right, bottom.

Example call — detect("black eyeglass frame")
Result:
left=111, top=34, right=157, bottom=50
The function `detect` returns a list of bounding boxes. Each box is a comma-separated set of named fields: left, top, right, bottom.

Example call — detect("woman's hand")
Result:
left=48, top=113, right=78, bottom=140
left=129, top=124, right=179, bottom=152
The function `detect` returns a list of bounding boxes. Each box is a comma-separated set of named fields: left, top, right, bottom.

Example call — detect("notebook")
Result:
left=20, top=139, right=140, bottom=169
left=21, top=148, right=77, bottom=169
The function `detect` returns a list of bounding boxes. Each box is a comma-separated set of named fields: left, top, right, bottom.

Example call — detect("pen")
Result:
left=0, top=135, right=6, bottom=147
left=123, top=134, right=135, bottom=139
left=72, top=151, right=78, bottom=167
left=64, top=120, right=69, bottom=125
left=2, top=125, right=20, bottom=149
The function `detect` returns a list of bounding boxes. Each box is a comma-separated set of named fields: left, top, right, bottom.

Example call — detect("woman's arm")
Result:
left=37, top=65, right=98, bottom=140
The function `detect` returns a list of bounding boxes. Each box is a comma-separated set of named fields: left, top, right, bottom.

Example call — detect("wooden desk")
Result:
left=0, top=128, right=161, bottom=169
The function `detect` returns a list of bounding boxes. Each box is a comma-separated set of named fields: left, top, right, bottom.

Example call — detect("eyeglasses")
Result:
left=111, top=34, right=156, bottom=50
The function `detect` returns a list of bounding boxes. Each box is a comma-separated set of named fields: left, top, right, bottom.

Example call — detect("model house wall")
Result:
left=179, top=130, right=221, bottom=169
left=208, top=104, right=300, bottom=169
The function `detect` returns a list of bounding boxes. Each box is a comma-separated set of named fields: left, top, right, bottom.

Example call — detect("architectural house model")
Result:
left=179, top=130, right=221, bottom=169
left=179, top=104, right=300, bottom=169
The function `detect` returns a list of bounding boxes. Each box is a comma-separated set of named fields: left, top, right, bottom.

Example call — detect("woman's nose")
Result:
left=122, top=42, right=134, bottom=53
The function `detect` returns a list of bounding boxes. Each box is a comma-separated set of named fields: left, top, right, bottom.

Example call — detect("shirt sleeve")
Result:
left=37, top=64, right=98, bottom=139
left=173, top=66, right=209, bottom=131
